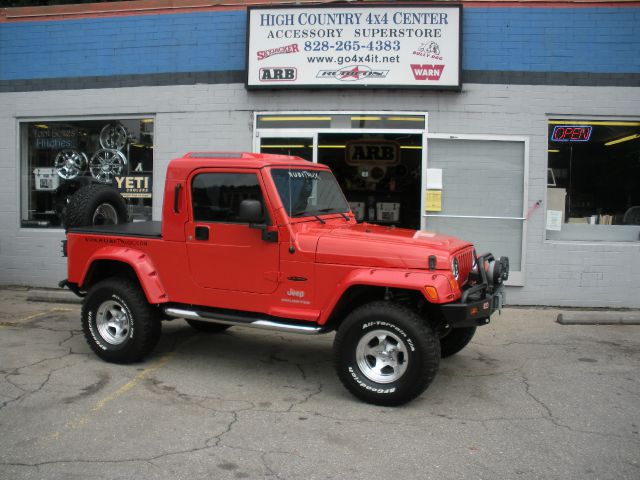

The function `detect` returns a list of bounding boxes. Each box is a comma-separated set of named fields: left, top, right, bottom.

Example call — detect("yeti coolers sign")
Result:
left=246, top=4, right=461, bottom=89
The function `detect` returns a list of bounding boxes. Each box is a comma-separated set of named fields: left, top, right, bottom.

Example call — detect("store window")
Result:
left=546, top=120, right=640, bottom=242
left=20, top=118, right=154, bottom=228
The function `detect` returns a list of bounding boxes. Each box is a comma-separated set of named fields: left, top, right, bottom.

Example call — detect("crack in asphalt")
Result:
left=520, top=372, right=640, bottom=443
left=0, top=350, right=75, bottom=412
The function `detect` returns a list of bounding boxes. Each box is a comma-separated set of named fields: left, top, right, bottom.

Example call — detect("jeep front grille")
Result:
left=455, top=248, right=475, bottom=285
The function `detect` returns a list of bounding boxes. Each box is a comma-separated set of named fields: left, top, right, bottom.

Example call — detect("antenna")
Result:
left=287, top=152, right=295, bottom=254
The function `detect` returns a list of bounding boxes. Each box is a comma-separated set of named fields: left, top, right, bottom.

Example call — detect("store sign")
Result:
left=114, top=175, right=153, bottom=198
left=551, top=126, right=593, bottom=142
left=30, top=126, right=77, bottom=149
left=346, top=140, right=400, bottom=166
left=246, top=5, right=461, bottom=89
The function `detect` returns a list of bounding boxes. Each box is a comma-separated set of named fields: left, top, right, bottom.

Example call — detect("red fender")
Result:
left=318, top=268, right=459, bottom=325
left=80, top=247, right=168, bottom=304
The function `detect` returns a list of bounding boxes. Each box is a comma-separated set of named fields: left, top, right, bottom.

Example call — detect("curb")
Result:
left=27, top=289, right=82, bottom=305
left=557, top=312, right=640, bottom=325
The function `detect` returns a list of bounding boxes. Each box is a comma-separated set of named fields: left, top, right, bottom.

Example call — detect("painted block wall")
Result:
left=0, top=4, right=639, bottom=306
left=1, top=7, right=639, bottom=82
left=1, top=82, right=639, bottom=307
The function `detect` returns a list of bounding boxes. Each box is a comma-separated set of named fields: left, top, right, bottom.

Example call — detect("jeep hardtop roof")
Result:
left=167, top=152, right=329, bottom=180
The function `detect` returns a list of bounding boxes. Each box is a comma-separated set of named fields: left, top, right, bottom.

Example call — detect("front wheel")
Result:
left=333, top=301, right=440, bottom=406
left=82, top=278, right=161, bottom=364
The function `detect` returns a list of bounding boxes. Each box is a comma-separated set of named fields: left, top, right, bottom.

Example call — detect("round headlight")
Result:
left=451, top=257, right=459, bottom=280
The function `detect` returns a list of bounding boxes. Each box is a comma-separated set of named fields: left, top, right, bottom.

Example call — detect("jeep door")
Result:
left=185, top=170, right=279, bottom=294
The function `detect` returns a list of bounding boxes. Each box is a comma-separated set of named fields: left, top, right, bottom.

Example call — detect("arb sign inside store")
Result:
left=246, top=5, right=461, bottom=89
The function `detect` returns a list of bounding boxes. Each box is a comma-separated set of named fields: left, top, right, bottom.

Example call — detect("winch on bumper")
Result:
left=440, top=253, right=509, bottom=328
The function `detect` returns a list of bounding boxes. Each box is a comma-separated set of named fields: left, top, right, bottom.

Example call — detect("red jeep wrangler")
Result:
left=61, top=152, right=508, bottom=406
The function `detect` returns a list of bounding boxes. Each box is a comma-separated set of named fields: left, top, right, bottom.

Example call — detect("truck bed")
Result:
left=68, top=221, right=162, bottom=238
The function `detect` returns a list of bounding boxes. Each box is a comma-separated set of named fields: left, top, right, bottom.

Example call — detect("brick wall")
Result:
left=1, top=6, right=639, bottom=84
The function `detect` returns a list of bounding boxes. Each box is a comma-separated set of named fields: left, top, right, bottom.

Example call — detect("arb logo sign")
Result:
left=410, top=64, right=445, bottom=81
left=259, top=68, right=297, bottom=82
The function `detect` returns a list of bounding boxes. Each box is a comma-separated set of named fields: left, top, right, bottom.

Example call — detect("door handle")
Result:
left=195, top=225, right=209, bottom=241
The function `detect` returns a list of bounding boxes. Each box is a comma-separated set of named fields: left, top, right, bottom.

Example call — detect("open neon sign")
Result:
left=551, top=126, right=592, bottom=142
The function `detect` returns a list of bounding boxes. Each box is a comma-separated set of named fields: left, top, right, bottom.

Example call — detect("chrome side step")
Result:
left=163, top=307, right=322, bottom=335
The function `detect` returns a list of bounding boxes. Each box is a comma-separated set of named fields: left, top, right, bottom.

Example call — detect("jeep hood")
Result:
left=310, top=223, right=472, bottom=269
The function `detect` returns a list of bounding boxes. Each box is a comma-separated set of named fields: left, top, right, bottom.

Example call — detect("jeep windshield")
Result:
left=271, top=168, right=350, bottom=218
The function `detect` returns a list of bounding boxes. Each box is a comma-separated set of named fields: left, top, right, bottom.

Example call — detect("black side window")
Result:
left=191, top=173, right=264, bottom=223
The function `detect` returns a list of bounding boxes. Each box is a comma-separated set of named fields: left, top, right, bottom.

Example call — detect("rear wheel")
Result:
left=333, top=301, right=440, bottom=406
left=82, top=278, right=161, bottom=364
left=185, top=319, right=230, bottom=333
left=440, top=326, right=477, bottom=358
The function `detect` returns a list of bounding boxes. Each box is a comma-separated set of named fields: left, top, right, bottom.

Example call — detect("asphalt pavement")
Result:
left=0, top=286, right=638, bottom=480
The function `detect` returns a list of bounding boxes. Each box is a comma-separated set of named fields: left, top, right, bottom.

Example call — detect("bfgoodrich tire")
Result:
left=82, top=278, right=161, bottom=364
left=186, top=319, right=230, bottom=333
left=333, top=301, right=440, bottom=406
left=64, top=184, right=128, bottom=228
left=440, top=327, right=477, bottom=358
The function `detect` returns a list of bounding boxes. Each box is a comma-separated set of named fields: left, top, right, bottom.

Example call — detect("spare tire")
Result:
left=64, top=184, right=128, bottom=229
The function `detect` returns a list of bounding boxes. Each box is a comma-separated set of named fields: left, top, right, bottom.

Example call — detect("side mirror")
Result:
left=238, top=199, right=264, bottom=224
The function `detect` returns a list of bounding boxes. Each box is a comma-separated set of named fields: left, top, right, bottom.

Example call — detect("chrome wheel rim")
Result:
left=90, top=149, right=127, bottom=183
left=99, top=123, right=128, bottom=150
left=356, top=329, right=409, bottom=384
left=92, top=203, right=119, bottom=225
left=54, top=149, right=87, bottom=180
left=96, top=300, right=131, bottom=345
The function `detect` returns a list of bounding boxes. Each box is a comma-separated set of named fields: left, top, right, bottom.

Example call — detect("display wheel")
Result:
left=90, top=149, right=127, bottom=183
left=54, top=149, right=88, bottom=180
left=99, top=122, right=129, bottom=150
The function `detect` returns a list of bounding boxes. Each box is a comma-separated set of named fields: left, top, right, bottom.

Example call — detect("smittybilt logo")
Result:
left=259, top=67, right=297, bottom=82
left=410, top=64, right=445, bottom=81
left=317, top=65, right=389, bottom=82
left=287, top=289, right=305, bottom=298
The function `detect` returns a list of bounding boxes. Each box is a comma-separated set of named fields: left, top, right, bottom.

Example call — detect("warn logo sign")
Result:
left=259, top=68, right=297, bottom=82
left=410, top=64, right=445, bottom=81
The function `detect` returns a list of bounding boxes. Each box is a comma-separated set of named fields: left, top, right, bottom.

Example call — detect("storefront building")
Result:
left=0, top=0, right=639, bottom=307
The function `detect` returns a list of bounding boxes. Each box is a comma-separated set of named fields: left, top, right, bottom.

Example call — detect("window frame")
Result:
left=16, top=114, right=155, bottom=232
left=189, top=169, right=270, bottom=225
left=545, top=117, right=640, bottom=244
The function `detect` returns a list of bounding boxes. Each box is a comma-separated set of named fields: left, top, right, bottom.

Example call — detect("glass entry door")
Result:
left=317, top=132, right=423, bottom=230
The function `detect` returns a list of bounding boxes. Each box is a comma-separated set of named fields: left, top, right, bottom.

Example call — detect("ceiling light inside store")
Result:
left=604, top=133, right=640, bottom=146
left=548, top=149, right=560, bottom=153
left=388, top=116, right=424, bottom=122
left=260, top=116, right=331, bottom=122
left=261, top=145, right=306, bottom=148
left=34, top=124, right=48, bottom=129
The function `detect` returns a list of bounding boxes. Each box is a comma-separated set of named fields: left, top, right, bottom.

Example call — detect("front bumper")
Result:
left=440, top=283, right=505, bottom=328
left=439, top=252, right=508, bottom=328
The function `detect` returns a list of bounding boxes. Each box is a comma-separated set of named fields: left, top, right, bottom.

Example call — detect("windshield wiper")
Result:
left=291, top=210, right=326, bottom=224
left=316, top=207, right=350, bottom=221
